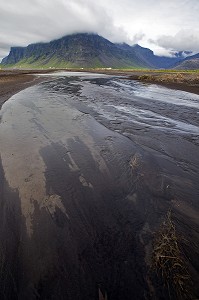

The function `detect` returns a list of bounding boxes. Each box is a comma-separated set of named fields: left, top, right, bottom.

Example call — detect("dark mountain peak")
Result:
left=133, top=43, right=150, bottom=50
left=59, top=32, right=114, bottom=45
left=132, top=44, right=154, bottom=55
left=116, top=43, right=132, bottom=50
left=2, top=46, right=25, bottom=65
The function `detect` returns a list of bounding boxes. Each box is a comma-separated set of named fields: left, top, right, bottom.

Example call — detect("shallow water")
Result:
left=0, top=72, right=198, bottom=299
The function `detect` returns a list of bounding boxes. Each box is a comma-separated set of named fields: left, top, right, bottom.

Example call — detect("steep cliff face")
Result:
left=2, top=47, right=25, bottom=65
left=1, top=33, right=186, bottom=69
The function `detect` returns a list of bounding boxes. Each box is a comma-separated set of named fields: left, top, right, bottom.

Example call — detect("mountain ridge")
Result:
left=1, top=33, right=196, bottom=69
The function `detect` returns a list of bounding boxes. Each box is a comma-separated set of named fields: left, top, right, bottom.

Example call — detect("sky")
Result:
left=0, top=0, right=199, bottom=61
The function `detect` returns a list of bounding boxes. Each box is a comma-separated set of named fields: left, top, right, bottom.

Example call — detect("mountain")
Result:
left=174, top=53, right=199, bottom=69
left=174, top=58, right=199, bottom=70
left=1, top=33, right=146, bottom=68
left=117, top=44, right=182, bottom=69
left=1, top=33, right=185, bottom=69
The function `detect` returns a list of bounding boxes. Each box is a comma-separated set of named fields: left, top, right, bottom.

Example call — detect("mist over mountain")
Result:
left=1, top=33, right=195, bottom=69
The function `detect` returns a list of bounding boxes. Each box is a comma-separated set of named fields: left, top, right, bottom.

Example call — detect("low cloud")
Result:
left=0, top=0, right=199, bottom=61
left=0, top=0, right=131, bottom=60
left=155, top=29, right=199, bottom=53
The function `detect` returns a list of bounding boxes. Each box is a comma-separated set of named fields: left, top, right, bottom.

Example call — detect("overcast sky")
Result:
left=0, top=0, right=199, bottom=61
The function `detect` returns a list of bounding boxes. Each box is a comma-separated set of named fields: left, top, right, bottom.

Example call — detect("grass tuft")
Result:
left=152, top=211, right=193, bottom=299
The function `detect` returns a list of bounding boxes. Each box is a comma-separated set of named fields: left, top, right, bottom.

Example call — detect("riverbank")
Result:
left=127, top=70, right=199, bottom=95
left=61, top=68, right=199, bottom=95
left=0, top=69, right=199, bottom=108
left=90, top=69, right=199, bottom=94
left=0, top=70, right=56, bottom=108
left=0, top=71, right=38, bottom=108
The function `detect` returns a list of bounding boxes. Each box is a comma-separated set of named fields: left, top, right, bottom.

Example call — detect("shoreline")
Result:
left=0, top=70, right=56, bottom=109
left=91, top=69, right=199, bottom=95
left=0, top=69, right=199, bottom=109
left=0, top=73, right=41, bottom=109
left=127, top=72, right=199, bottom=95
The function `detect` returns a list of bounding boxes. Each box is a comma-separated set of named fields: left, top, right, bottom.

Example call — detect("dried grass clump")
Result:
left=152, top=211, right=192, bottom=299
left=129, top=153, right=141, bottom=170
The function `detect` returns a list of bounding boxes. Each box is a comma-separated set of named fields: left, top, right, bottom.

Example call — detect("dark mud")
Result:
left=0, top=72, right=46, bottom=109
left=0, top=72, right=198, bottom=299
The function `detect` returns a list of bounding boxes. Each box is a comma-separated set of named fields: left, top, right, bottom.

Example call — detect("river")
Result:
left=0, top=72, right=198, bottom=299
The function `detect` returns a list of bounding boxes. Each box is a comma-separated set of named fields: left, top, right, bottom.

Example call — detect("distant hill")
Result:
left=174, top=53, right=199, bottom=69
left=174, top=58, right=199, bottom=70
left=1, top=33, right=184, bottom=69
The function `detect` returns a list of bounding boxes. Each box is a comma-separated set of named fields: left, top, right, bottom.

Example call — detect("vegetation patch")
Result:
left=138, top=72, right=199, bottom=85
left=151, top=211, right=193, bottom=299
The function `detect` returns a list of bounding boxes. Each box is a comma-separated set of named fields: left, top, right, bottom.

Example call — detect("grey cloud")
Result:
left=156, top=29, right=199, bottom=53
left=0, top=0, right=130, bottom=60
left=0, top=0, right=199, bottom=60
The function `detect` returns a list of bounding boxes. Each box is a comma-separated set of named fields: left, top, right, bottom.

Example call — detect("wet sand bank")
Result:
left=0, top=72, right=198, bottom=299
left=0, top=73, right=42, bottom=108
left=0, top=70, right=56, bottom=108
left=0, top=84, right=154, bottom=299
